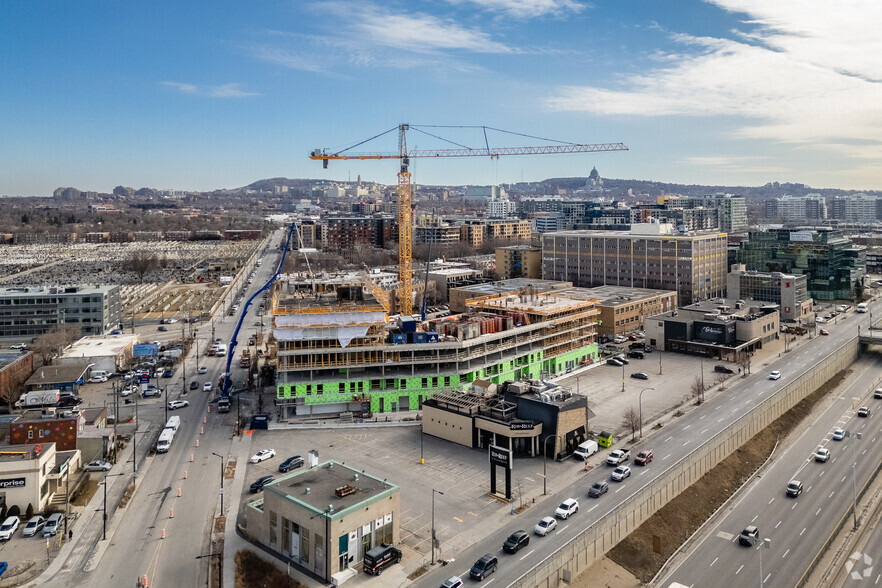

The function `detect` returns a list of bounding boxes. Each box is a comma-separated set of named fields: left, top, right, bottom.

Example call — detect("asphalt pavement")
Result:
left=419, top=303, right=882, bottom=587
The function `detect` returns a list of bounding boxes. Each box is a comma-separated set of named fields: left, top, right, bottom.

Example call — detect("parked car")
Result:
left=21, top=516, right=45, bottom=537
left=502, top=530, right=530, bottom=553
left=9, top=343, right=27, bottom=350
left=616, top=356, right=630, bottom=365
left=611, top=465, right=631, bottom=481
left=249, top=475, right=275, bottom=493
left=739, top=525, right=759, bottom=546
left=554, top=498, right=579, bottom=519
left=250, top=449, right=276, bottom=463
left=634, top=450, right=653, bottom=466
left=278, top=456, right=305, bottom=472
left=142, top=387, right=162, bottom=398
left=88, top=375, right=108, bottom=384
left=769, top=370, right=781, bottom=380
left=0, top=517, right=20, bottom=541
left=714, top=365, right=734, bottom=374
left=815, top=448, right=830, bottom=462
left=833, top=428, right=846, bottom=441
left=631, top=372, right=649, bottom=380
left=785, top=480, right=803, bottom=497
left=588, top=481, right=609, bottom=498
left=84, top=460, right=112, bottom=472
left=533, top=516, right=557, bottom=536
left=469, top=554, right=498, bottom=580
left=628, top=351, right=645, bottom=359
left=613, top=336, right=627, bottom=344
left=168, top=400, right=189, bottom=410
left=858, top=406, right=871, bottom=417
left=42, top=513, right=63, bottom=537
left=362, top=543, right=402, bottom=576
left=607, top=358, right=623, bottom=367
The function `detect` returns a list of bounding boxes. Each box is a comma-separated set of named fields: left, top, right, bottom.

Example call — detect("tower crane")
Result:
left=310, top=124, right=627, bottom=316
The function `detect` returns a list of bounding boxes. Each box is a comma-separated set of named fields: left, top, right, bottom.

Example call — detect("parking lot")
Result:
left=0, top=516, right=67, bottom=582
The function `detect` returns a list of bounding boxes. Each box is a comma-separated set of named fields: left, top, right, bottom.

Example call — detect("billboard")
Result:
left=133, top=344, right=158, bottom=357
left=694, top=320, right=736, bottom=345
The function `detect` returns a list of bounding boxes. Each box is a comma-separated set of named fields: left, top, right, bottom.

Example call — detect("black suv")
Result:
left=588, top=481, right=609, bottom=497
left=470, top=554, right=498, bottom=580
left=502, top=530, right=530, bottom=554
left=739, top=526, right=759, bottom=546
left=363, top=544, right=402, bottom=576
left=714, top=365, right=734, bottom=374
left=249, top=475, right=274, bottom=493
left=279, top=456, right=305, bottom=472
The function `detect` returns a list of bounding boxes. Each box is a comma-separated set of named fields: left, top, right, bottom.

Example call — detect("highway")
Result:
left=45, top=229, right=287, bottom=588
left=658, top=353, right=882, bottom=588
left=421, top=304, right=881, bottom=588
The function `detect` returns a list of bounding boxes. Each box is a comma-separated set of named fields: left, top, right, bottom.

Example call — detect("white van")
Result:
left=91, top=370, right=111, bottom=381
left=573, top=440, right=599, bottom=460
left=857, top=302, right=868, bottom=313
left=156, top=429, right=175, bottom=453
left=164, top=416, right=181, bottom=432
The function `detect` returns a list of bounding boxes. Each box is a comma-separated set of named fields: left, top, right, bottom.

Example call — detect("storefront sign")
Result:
left=0, top=478, right=26, bottom=489
left=489, top=445, right=512, bottom=470
left=509, top=421, right=535, bottom=431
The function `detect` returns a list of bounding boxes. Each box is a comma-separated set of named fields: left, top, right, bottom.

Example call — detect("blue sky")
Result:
left=1, top=1, right=879, bottom=196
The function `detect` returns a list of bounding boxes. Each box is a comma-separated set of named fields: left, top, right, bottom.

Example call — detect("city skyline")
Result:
left=2, top=1, right=880, bottom=196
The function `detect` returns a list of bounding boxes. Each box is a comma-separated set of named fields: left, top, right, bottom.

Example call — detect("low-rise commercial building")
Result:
left=576, top=285, right=678, bottom=337
left=244, top=459, right=399, bottom=584
left=0, top=442, right=81, bottom=513
left=645, top=297, right=779, bottom=360
left=727, top=265, right=813, bottom=322
left=0, top=351, right=34, bottom=407
left=24, top=364, right=89, bottom=394
left=56, top=334, right=138, bottom=374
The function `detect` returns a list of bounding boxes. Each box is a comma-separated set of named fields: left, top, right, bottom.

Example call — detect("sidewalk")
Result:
left=33, top=419, right=154, bottom=585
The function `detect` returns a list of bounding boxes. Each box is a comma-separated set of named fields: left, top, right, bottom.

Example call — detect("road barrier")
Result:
left=510, top=337, right=860, bottom=588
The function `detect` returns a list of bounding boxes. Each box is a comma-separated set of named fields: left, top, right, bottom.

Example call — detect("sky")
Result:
left=1, top=1, right=880, bottom=196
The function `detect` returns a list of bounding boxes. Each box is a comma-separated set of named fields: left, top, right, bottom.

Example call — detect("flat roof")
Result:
left=0, top=442, right=54, bottom=463
left=61, top=334, right=138, bottom=358
left=266, top=460, right=398, bottom=517
left=470, top=290, right=597, bottom=315
left=574, top=285, right=676, bottom=306
left=0, top=352, right=29, bottom=370
left=25, top=364, right=89, bottom=386
left=545, top=229, right=723, bottom=239
left=0, top=285, right=117, bottom=297
left=428, top=268, right=483, bottom=276
left=450, top=279, right=572, bottom=296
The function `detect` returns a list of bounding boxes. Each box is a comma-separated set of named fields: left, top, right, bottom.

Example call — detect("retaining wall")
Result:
left=511, top=337, right=860, bottom=588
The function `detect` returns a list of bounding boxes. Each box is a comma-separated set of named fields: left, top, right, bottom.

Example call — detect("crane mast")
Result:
left=310, top=124, right=627, bottom=316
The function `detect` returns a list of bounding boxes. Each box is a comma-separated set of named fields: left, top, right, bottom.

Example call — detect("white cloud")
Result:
left=545, top=1, right=882, bottom=168
left=160, top=81, right=259, bottom=98
left=445, top=0, right=587, bottom=19
left=249, top=46, right=324, bottom=73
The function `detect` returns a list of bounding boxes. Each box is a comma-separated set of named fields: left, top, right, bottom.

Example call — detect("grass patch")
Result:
left=235, top=549, right=306, bottom=588
left=118, top=482, right=136, bottom=509
left=407, top=565, right=429, bottom=581
left=603, top=369, right=849, bottom=583
left=225, top=460, right=237, bottom=480
left=70, top=480, right=99, bottom=507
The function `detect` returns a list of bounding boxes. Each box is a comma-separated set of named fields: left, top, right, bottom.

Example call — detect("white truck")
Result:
left=156, top=428, right=175, bottom=453
left=164, top=416, right=180, bottom=433
left=15, top=390, right=61, bottom=408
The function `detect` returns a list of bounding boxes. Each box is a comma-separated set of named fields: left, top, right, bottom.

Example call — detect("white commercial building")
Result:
left=0, top=443, right=81, bottom=513
left=56, top=334, right=139, bottom=374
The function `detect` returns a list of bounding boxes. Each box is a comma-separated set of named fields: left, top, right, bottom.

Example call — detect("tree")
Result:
left=32, top=324, right=80, bottom=365
left=25, top=503, right=34, bottom=519
left=738, top=350, right=753, bottom=376
left=123, top=251, right=159, bottom=284
left=621, top=406, right=641, bottom=441
left=690, top=376, right=705, bottom=404
left=854, top=278, right=865, bottom=302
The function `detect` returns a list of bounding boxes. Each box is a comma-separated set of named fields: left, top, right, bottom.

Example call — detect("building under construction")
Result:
left=272, top=278, right=600, bottom=419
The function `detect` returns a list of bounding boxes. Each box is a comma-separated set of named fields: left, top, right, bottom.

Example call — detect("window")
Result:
left=28, top=430, right=33, bottom=440
left=301, top=528, right=310, bottom=564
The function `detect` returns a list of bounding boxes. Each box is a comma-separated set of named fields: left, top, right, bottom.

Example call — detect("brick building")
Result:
left=0, top=351, right=34, bottom=406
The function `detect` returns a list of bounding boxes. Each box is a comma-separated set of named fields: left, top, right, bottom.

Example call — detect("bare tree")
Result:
left=690, top=376, right=705, bottom=404
left=31, top=324, right=80, bottom=365
left=123, top=251, right=159, bottom=284
left=738, top=351, right=753, bottom=376
left=621, top=406, right=641, bottom=441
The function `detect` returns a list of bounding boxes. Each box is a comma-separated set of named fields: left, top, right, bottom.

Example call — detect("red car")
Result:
left=819, top=329, right=829, bottom=335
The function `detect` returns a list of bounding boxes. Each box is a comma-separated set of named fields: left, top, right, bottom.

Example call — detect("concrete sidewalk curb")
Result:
left=222, top=432, right=254, bottom=588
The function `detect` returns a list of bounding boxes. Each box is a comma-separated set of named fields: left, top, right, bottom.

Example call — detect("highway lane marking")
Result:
left=663, top=454, right=671, bottom=460
left=525, top=477, right=535, bottom=482
left=715, top=405, right=721, bottom=410
left=765, top=573, right=771, bottom=584
left=468, top=512, right=478, bottom=517
left=783, top=549, right=790, bottom=558
left=751, top=515, right=758, bottom=523
left=816, top=508, right=822, bottom=515
left=775, top=520, right=782, bottom=529
left=863, top=449, right=868, bottom=455
left=874, top=437, right=877, bottom=443
left=792, top=502, right=798, bottom=510
left=800, top=527, right=806, bottom=536
left=718, top=418, right=725, bottom=423
left=483, top=580, right=495, bottom=586
left=616, top=486, right=625, bottom=493
left=519, top=549, right=534, bottom=561
left=819, top=471, right=825, bottom=477
left=683, top=425, right=692, bottom=430
left=561, top=525, right=570, bottom=532
left=664, top=436, right=673, bottom=442
left=841, top=476, right=847, bottom=483
left=683, top=441, right=691, bottom=447
left=808, top=485, right=813, bottom=492
left=454, top=517, right=463, bottom=522
left=768, top=497, right=775, bottom=505
left=699, top=415, right=707, bottom=420
left=736, top=565, right=744, bottom=575
left=586, top=505, right=598, bottom=514
left=700, top=428, right=708, bottom=435
left=710, top=557, right=718, bottom=567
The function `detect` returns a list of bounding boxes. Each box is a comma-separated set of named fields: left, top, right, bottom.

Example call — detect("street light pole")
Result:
left=542, top=435, right=563, bottom=495
left=431, top=489, right=443, bottom=565
left=638, top=387, right=654, bottom=439
left=759, top=537, right=770, bottom=586
left=212, top=452, right=225, bottom=515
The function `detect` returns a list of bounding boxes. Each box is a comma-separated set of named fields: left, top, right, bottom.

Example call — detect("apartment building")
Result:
left=831, top=193, right=882, bottom=222
left=0, top=285, right=122, bottom=338
left=460, top=220, right=531, bottom=248
left=495, top=245, right=542, bottom=279
left=541, top=223, right=728, bottom=305
left=764, top=194, right=828, bottom=222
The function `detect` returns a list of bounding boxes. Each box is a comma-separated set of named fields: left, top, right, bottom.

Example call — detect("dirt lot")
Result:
left=235, top=549, right=307, bottom=588
left=585, top=368, right=851, bottom=584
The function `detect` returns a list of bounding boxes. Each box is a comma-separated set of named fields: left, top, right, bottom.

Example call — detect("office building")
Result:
left=735, top=228, right=866, bottom=301
left=727, top=265, right=813, bottom=322
left=0, top=285, right=122, bottom=339
left=576, top=285, right=678, bottom=337
left=542, top=223, right=728, bottom=305
left=765, top=194, right=828, bottom=222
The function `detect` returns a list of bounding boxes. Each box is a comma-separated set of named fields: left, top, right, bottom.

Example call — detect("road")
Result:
left=47, top=229, right=286, bottom=588
left=658, top=353, right=882, bottom=588
left=421, top=305, right=881, bottom=587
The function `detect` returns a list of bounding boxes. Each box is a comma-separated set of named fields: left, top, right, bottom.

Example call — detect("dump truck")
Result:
left=240, top=350, right=251, bottom=368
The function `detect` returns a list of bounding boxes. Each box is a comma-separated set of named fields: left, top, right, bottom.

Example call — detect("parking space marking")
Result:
left=453, top=516, right=463, bottom=523
left=468, top=512, right=478, bottom=517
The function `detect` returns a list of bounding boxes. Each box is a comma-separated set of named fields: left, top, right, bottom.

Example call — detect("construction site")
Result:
left=271, top=277, right=602, bottom=420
